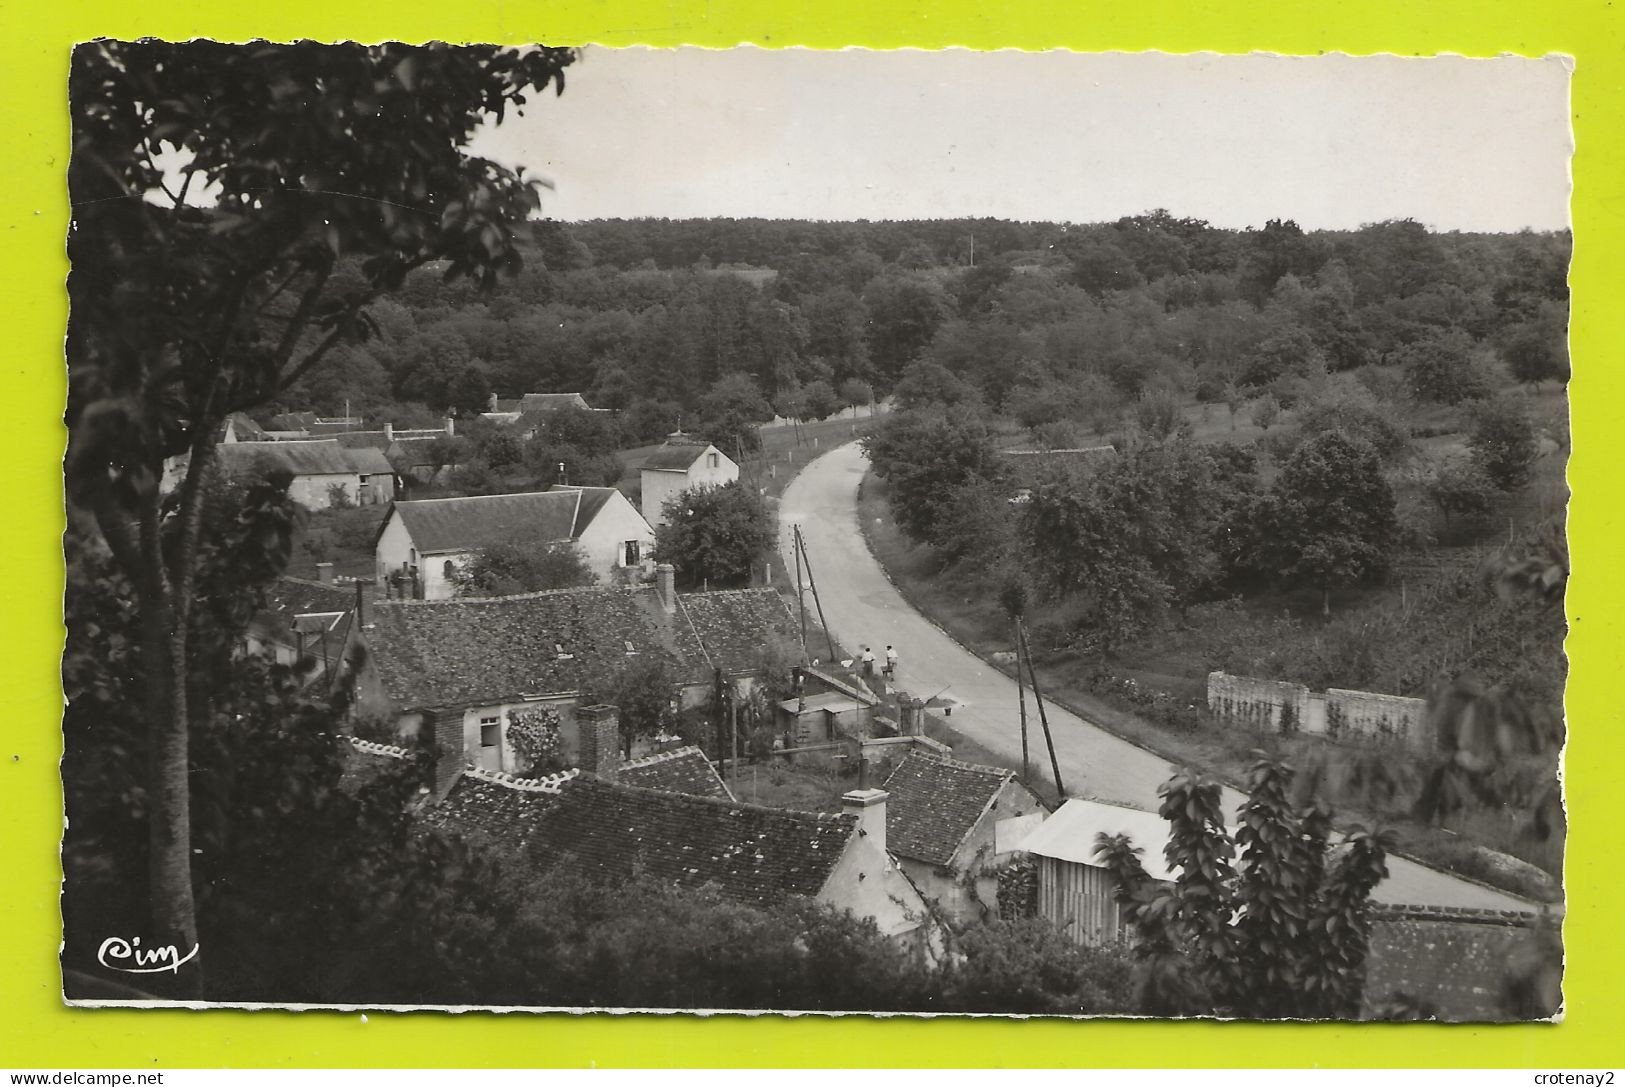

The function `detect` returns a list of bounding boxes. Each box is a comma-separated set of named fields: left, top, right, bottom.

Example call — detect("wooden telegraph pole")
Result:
left=1017, top=618, right=1065, bottom=796
left=1014, top=619, right=1030, bottom=782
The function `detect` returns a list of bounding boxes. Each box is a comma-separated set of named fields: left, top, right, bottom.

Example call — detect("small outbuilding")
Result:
left=1019, top=797, right=1173, bottom=945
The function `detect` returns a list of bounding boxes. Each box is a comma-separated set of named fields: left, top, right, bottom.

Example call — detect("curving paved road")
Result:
left=779, top=440, right=1532, bottom=911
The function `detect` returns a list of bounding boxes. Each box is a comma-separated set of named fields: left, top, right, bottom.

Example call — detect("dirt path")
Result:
left=779, top=440, right=1532, bottom=911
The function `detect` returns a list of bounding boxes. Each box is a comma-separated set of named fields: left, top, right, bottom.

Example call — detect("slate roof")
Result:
left=673, top=589, right=799, bottom=678
left=617, top=746, right=734, bottom=801
left=251, top=576, right=354, bottom=646
left=333, top=430, right=395, bottom=452
left=642, top=443, right=713, bottom=472
left=225, top=413, right=269, bottom=441
left=386, top=437, right=442, bottom=469
left=363, top=586, right=683, bottom=709
left=546, top=485, right=617, bottom=529
left=217, top=440, right=361, bottom=477
left=879, top=752, right=1024, bottom=866
left=519, top=392, right=590, bottom=412
left=346, top=447, right=396, bottom=475
left=525, top=776, right=857, bottom=906
left=267, top=411, right=317, bottom=431
left=387, top=490, right=596, bottom=555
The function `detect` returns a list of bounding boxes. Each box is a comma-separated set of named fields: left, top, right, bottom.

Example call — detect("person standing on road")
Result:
left=861, top=646, right=876, bottom=680
left=884, top=644, right=898, bottom=680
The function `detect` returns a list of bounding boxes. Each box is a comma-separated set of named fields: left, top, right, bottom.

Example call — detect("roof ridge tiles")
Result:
left=349, top=737, right=411, bottom=760
left=567, top=773, right=857, bottom=825
left=904, top=749, right=1015, bottom=778
left=620, top=745, right=707, bottom=770
left=463, top=765, right=580, bottom=793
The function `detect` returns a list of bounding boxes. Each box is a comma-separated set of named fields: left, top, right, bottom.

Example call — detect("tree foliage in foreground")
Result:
left=1095, top=757, right=1392, bottom=1019
left=66, top=40, right=576, bottom=978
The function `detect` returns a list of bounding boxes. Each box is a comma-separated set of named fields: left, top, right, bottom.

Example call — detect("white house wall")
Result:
left=640, top=445, right=739, bottom=525
left=575, top=491, right=657, bottom=583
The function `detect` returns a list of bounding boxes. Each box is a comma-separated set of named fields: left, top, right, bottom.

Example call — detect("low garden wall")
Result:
left=1207, top=671, right=1431, bottom=750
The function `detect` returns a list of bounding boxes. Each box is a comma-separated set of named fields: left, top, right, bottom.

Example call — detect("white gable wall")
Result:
left=641, top=445, right=739, bottom=525
left=574, top=490, right=657, bottom=582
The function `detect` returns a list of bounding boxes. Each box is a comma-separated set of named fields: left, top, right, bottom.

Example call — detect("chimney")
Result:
left=428, top=709, right=465, bottom=798
left=383, top=421, right=393, bottom=441
left=444, top=415, right=455, bottom=437
left=353, top=577, right=373, bottom=629
left=488, top=392, right=498, bottom=412
left=841, top=788, right=888, bottom=855
left=900, top=696, right=924, bottom=736
left=316, top=561, right=335, bottom=585
left=655, top=563, right=677, bottom=614
left=577, top=704, right=622, bottom=781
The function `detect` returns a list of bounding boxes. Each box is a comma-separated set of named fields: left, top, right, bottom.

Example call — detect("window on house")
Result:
left=444, top=560, right=456, bottom=582
left=707, top=452, right=719, bottom=468
left=480, top=719, right=500, bottom=749
left=624, top=540, right=641, bottom=566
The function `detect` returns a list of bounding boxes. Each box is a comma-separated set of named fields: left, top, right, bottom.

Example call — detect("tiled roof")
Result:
left=546, top=485, right=616, bottom=529
left=217, top=439, right=360, bottom=477
left=526, top=776, right=857, bottom=906
left=388, top=490, right=591, bottom=555
left=881, top=751, right=1018, bottom=866
left=642, top=443, right=711, bottom=472
left=673, top=589, right=799, bottom=677
left=1363, top=904, right=1556, bottom=1021
left=519, top=392, right=590, bottom=412
left=415, top=768, right=577, bottom=860
left=364, top=587, right=683, bottom=709
left=618, top=746, right=734, bottom=801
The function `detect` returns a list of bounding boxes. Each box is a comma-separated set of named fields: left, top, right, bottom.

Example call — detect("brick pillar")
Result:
left=577, top=704, right=622, bottom=781
left=428, top=709, right=466, bottom=797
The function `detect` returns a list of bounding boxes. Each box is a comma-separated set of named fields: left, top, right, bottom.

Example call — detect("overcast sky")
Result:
left=468, top=48, right=1571, bottom=233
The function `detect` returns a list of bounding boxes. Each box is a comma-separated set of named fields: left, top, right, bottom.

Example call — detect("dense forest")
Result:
left=273, top=213, right=1569, bottom=448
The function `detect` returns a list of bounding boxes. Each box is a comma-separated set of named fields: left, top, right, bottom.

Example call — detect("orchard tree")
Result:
left=861, top=408, right=1006, bottom=548
left=65, top=41, right=576, bottom=972
left=1095, top=757, right=1392, bottom=1019
left=654, top=481, right=775, bottom=589
left=1265, top=432, right=1398, bottom=615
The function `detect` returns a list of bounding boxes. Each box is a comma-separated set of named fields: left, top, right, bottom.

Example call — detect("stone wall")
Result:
left=1326, top=687, right=1431, bottom=748
left=1207, top=671, right=1432, bottom=750
left=1363, top=904, right=1558, bottom=1021
left=1206, top=671, right=1311, bottom=733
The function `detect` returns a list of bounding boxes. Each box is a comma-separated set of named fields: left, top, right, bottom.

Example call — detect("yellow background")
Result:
left=2, top=0, right=1616, bottom=1068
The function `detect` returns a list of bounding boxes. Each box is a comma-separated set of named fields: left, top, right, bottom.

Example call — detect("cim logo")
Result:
left=96, top=935, right=199, bottom=975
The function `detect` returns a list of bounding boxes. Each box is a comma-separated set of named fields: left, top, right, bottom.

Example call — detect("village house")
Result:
left=639, top=436, right=740, bottom=526
left=1018, top=796, right=1174, bottom=945
left=213, top=439, right=398, bottom=509
left=240, top=573, right=362, bottom=692
left=373, top=487, right=655, bottom=599
left=351, top=572, right=800, bottom=786
left=878, top=751, right=1050, bottom=928
left=412, top=737, right=941, bottom=961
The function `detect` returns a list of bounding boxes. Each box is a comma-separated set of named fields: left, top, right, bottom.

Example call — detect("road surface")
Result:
left=779, top=440, right=1532, bottom=911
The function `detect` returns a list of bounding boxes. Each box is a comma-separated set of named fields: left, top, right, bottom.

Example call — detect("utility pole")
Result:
left=793, top=529, right=809, bottom=659
left=1014, top=619, right=1030, bottom=782
left=795, top=527, right=840, bottom=665
left=1017, top=618, right=1065, bottom=796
